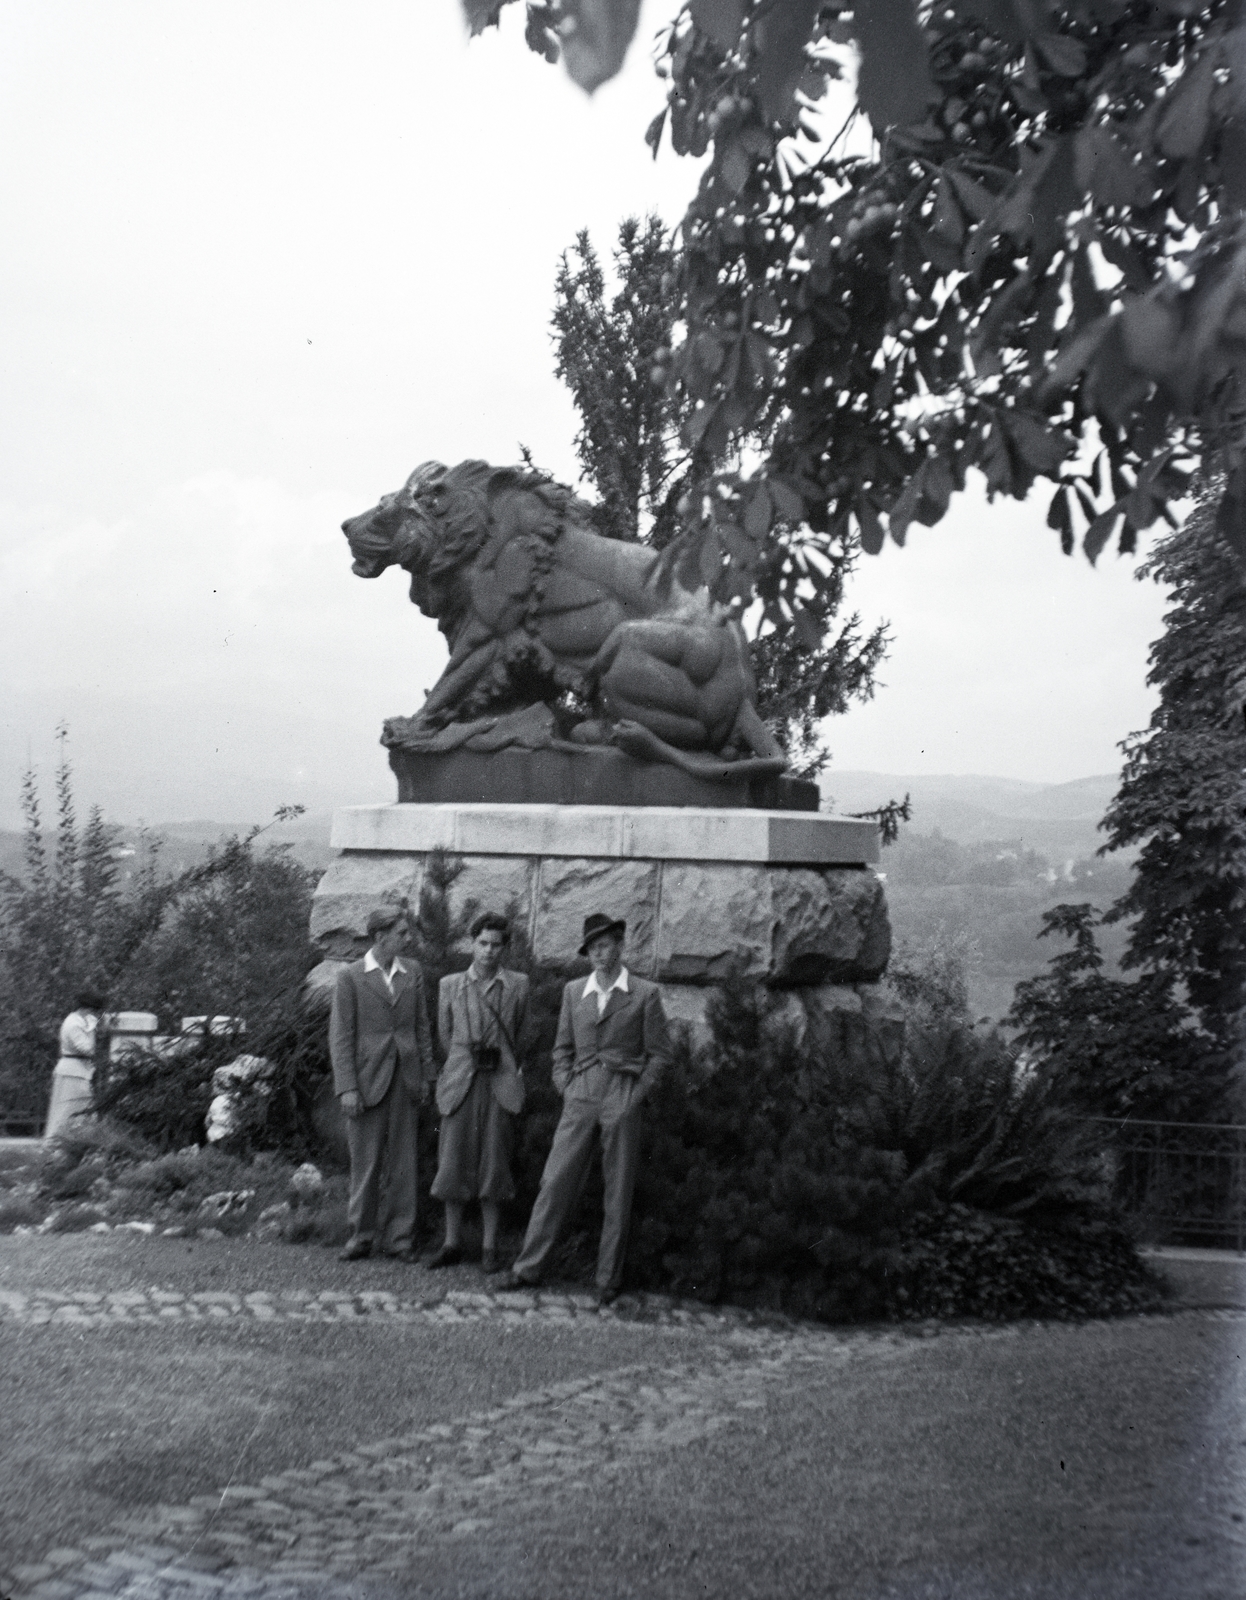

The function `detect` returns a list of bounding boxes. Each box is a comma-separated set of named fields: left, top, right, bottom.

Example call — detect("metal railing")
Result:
left=1086, top=1118, right=1246, bottom=1251
left=0, top=1116, right=41, bottom=1137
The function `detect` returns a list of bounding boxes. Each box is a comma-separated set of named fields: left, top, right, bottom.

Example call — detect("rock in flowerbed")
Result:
left=3, top=1122, right=350, bottom=1246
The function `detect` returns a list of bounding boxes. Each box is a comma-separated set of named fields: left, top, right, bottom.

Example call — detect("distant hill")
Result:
left=0, top=812, right=337, bottom=888
left=148, top=813, right=337, bottom=874
left=821, top=771, right=1121, bottom=864
left=816, top=772, right=1135, bottom=1026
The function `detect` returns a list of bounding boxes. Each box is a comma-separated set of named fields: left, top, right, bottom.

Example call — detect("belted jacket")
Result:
left=551, top=972, right=672, bottom=1103
left=435, top=966, right=528, bottom=1119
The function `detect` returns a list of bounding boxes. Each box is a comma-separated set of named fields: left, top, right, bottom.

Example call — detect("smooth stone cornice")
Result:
left=329, top=803, right=879, bottom=866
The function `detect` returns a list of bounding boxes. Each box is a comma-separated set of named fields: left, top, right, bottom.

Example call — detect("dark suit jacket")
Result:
left=329, top=957, right=434, bottom=1108
left=436, top=966, right=528, bottom=1118
left=551, top=972, right=672, bottom=1101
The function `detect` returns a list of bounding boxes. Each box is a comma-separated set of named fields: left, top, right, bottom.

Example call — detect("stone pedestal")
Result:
left=308, top=803, right=894, bottom=1039
left=388, top=746, right=821, bottom=811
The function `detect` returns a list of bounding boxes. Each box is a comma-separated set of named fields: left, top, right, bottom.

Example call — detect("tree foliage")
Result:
left=472, top=0, right=1246, bottom=643
left=1008, top=489, right=1244, bottom=1119
left=1100, top=488, right=1246, bottom=1048
left=551, top=214, right=889, bottom=772
left=125, top=844, right=318, bottom=1027
left=0, top=731, right=313, bottom=1124
left=552, top=218, right=692, bottom=546
left=1008, top=902, right=1225, bottom=1119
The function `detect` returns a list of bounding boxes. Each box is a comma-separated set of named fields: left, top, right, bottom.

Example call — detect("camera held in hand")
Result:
left=470, top=1040, right=501, bottom=1073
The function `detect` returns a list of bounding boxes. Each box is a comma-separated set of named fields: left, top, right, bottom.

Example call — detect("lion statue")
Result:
left=341, top=459, right=785, bottom=780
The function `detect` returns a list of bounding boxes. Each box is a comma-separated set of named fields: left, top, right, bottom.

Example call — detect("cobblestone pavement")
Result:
left=0, top=1285, right=815, bottom=1600
left=5, top=1285, right=1242, bottom=1600
left=0, top=1283, right=727, bottom=1331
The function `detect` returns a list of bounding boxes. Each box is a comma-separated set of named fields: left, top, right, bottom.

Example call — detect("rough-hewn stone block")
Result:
left=654, top=982, right=715, bottom=1046
left=309, top=853, right=422, bottom=959
left=443, top=857, right=537, bottom=951
left=655, top=864, right=773, bottom=983
left=309, top=852, right=890, bottom=986
left=650, top=979, right=901, bottom=1061
left=532, top=858, right=660, bottom=974
left=655, top=864, right=890, bottom=986
left=770, top=868, right=891, bottom=986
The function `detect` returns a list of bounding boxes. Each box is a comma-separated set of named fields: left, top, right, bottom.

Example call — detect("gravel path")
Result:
left=1, top=1234, right=1243, bottom=1600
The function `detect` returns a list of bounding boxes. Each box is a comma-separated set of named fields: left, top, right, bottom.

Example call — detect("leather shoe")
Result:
left=481, top=1248, right=504, bottom=1275
left=386, top=1248, right=418, bottom=1264
left=425, top=1244, right=463, bottom=1270
left=338, top=1239, right=371, bottom=1262
left=494, top=1271, right=538, bottom=1292
left=594, top=1285, right=620, bottom=1307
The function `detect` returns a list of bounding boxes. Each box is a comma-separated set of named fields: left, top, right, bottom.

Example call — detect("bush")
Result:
left=0, top=732, right=316, bottom=1132
left=622, top=980, right=1161, bottom=1322
left=0, top=1196, right=43, bottom=1231
left=891, top=1206, right=1163, bottom=1321
left=91, top=1039, right=226, bottom=1151
left=46, top=1202, right=107, bottom=1234
left=213, top=985, right=335, bottom=1162
left=33, top=1126, right=297, bottom=1235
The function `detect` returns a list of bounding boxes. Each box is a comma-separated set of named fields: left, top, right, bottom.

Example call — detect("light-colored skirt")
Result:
left=45, top=1065, right=94, bottom=1141
left=430, top=1075, right=515, bottom=1203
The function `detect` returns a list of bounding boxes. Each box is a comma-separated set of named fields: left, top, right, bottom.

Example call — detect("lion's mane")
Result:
left=392, top=461, right=596, bottom=631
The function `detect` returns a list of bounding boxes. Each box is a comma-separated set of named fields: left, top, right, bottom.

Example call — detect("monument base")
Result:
left=310, top=803, right=888, bottom=987
left=389, top=746, right=820, bottom=811
left=307, top=962, right=905, bottom=1064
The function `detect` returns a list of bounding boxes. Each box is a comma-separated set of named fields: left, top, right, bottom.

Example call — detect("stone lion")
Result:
left=341, top=459, right=785, bottom=779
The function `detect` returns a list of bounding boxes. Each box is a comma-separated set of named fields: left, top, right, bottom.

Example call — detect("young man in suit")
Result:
left=330, top=906, right=434, bottom=1263
left=427, top=911, right=528, bottom=1274
left=498, top=911, right=671, bottom=1305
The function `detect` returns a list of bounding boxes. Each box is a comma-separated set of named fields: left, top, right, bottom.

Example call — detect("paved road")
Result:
left=1, top=1233, right=1243, bottom=1600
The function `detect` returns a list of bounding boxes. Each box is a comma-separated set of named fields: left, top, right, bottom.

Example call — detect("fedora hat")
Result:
left=578, top=912, right=627, bottom=957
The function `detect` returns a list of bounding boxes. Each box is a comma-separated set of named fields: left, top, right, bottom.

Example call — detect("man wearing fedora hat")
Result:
left=498, top=910, right=671, bottom=1305
left=330, top=905, right=434, bottom=1263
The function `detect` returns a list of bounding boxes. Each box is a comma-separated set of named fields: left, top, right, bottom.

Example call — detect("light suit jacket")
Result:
left=329, top=958, right=434, bottom=1108
left=551, top=973, right=672, bottom=1102
left=436, top=966, right=528, bottom=1118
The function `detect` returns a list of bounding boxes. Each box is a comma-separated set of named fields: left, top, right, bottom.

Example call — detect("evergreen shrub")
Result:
left=623, top=981, right=1162, bottom=1322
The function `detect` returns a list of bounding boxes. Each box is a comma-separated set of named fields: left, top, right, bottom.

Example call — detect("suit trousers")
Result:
left=345, top=1070, right=419, bottom=1254
left=512, top=1077, right=642, bottom=1292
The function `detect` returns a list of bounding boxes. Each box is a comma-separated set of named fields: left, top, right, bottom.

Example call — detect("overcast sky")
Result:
left=0, top=1, right=1171, bottom=830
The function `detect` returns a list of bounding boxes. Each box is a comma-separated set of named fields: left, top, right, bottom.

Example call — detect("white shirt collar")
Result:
left=583, top=966, right=629, bottom=1000
left=364, top=949, right=406, bottom=981
left=468, top=963, right=503, bottom=988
